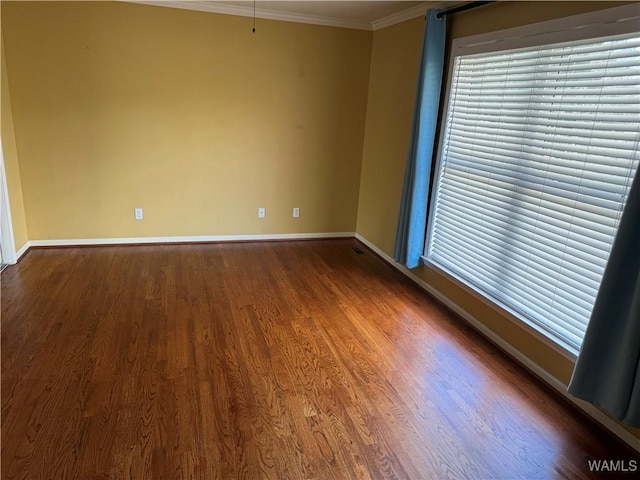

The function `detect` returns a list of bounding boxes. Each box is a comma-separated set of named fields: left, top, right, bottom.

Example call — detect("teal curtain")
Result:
left=394, top=10, right=446, bottom=269
left=568, top=169, right=640, bottom=427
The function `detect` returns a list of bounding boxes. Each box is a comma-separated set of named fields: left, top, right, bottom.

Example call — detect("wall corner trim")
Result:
left=15, top=241, right=31, bottom=261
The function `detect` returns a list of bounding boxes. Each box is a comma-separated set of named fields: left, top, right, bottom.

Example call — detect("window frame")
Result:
left=422, top=4, right=640, bottom=358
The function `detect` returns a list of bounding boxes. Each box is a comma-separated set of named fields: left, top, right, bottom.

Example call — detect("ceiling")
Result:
left=131, top=1, right=461, bottom=30
left=216, top=1, right=424, bottom=23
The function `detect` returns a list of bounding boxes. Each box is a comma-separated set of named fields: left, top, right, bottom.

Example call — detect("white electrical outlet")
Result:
left=134, top=208, right=143, bottom=220
left=293, top=207, right=300, bottom=218
left=258, top=207, right=266, bottom=218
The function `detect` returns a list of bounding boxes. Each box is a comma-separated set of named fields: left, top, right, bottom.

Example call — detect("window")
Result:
left=425, top=6, right=640, bottom=353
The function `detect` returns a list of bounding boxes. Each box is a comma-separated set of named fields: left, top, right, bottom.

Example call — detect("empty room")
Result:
left=1, top=0, right=639, bottom=478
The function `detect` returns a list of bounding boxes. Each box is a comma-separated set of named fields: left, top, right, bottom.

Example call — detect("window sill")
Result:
left=420, top=255, right=579, bottom=363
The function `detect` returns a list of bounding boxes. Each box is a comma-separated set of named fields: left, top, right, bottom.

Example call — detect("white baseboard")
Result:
left=15, top=241, right=31, bottom=262
left=27, top=232, right=355, bottom=248
left=354, top=233, right=640, bottom=453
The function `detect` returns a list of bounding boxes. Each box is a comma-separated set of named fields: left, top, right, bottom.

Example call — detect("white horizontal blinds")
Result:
left=428, top=32, right=640, bottom=350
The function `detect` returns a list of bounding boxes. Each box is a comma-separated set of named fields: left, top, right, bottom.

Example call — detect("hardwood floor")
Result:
left=1, top=239, right=637, bottom=479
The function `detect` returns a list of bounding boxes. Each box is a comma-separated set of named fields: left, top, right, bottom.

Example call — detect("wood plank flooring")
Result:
left=1, top=239, right=637, bottom=479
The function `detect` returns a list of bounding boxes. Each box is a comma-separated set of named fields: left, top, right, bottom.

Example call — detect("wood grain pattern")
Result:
left=2, top=239, right=637, bottom=479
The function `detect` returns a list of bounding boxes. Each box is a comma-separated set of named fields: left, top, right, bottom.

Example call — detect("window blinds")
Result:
left=426, top=33, right=640, bottom=350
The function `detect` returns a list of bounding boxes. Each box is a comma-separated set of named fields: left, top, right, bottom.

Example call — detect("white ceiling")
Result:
left=131, top=1, right=460, bottom=30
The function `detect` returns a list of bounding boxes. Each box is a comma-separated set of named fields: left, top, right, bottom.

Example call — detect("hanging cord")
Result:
left=252, top=0, right=256, bottom=33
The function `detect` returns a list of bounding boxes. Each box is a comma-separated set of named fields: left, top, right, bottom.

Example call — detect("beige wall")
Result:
left=356, top=1, right=640, bottom=440
left=1, top=33, right=29, bottom=252
left=356, top=16, right=424, bottom=255
left=2, top=1, right=371, bottom=240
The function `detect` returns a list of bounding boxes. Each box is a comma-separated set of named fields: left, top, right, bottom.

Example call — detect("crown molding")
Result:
left=371, top=2, right=430, bottom=30
left=371, top=0, right=468, bottom=31
left=125, top=1, right=449, bottom=31
left=372, top=1, right=475, bottom=30
left=130, top=1, right=372, bottom=30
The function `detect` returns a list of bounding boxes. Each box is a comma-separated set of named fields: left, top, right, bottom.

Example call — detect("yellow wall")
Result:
left=1, top=1, right=371, bottom=240
left=357, top=17, right=424, bottom=256
left=356, top=1, right=640, bottom=440
left=1, top=32, right=29, bottom=252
